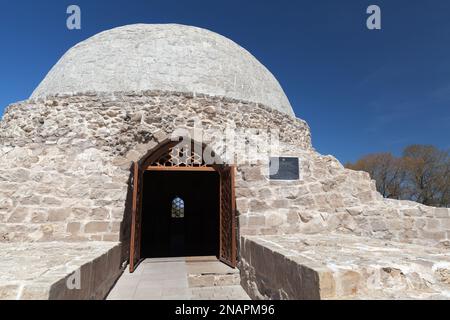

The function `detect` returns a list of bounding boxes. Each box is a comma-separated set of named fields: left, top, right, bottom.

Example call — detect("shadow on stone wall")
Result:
left=118, top=164, right=134, bottom=266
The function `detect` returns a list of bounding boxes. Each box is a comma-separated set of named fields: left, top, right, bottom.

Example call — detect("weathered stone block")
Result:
left=90, top=207, right=109, bottom=220
left=7, top=207, right=29, bottom=223
left=318, top=271, right=336, bottom=299
left=257, top=188, right=272, bottom=198
left=248, top=215, right=266, bottom=227
left=370, top=219, right=388, bottom=232
left=102, top=233, right=120, bottom=241
left=346, top=207, right=363, bottom=216
left=266, top=213, right=285, bottom=227
left=239, top=227, right=258, bottom=236
left=363, top=209, right=381, bottom=216
left=20, top=285, right=50, bottom=300
left=236, top=198, right=249, bottom=213
left=67, top=222, right=81, bottom=234
left=419, top=230, right=446, bottom=241
left=42, top=197, right=62, bottom=206
left=338, top=271, right=360, bottom=297
left=299, top=217, right=326, bottom=234
left=440, top=219, right=450, bottom=229
left=90, top=189, right=125, bottom=201
left=260, top=227, right=279, bottom=235
left=249, top=200, right=270, bottom=212
left=84, top=222, right=109, bottom=233
left=243, top=167, right=264, bottom=182
left=298, top=211, right=314, bottom=223
left=0, top=285, right=21, bottom=300
left=71, top=207, right=90, bottom=219
left=21, top=195, right=41, bottom=205
left=270, top=199, right=289, bottom=208
left=287, top=210, right=300, bottom=224
left=152, top=129, right=167, bottom=143
left=403, top=208, right=421, bottom=217
left=48, top=208, right=70, bottom=222
left=110, top=221, right=121, bottom=233
left=111, top=207, right=125, bottom=220
left=67, top=184, right=91, bottom=198
left=435, top=208, right=450, bottom=218
left=235, top=187, right=254, bottom=198
left=294, top=195, right=315, bottom=208
left=425, top=219, right=441, bottom=231
left=356, top=191, right=373, bottom=202
left=413, top=218, right=426, bottom=229
left=0, top=198, right=13, bottom=210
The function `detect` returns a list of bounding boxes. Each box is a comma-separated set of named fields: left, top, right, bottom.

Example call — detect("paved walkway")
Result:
left=107, top=257, right=250, bottom=300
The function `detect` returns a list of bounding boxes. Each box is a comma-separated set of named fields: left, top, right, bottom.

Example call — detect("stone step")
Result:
left=186, top=256, right=241, bottom=288
left=188, top=272, right=241, bottom=288
left=241, top=234, right=450, bottom=300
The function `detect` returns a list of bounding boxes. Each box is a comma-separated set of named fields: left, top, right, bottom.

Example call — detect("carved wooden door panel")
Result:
left=129, top=161, right=143, bottom=273
left=219, top=165, right=237, bottom=268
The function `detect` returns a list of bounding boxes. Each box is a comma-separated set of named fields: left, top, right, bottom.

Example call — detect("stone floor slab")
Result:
left=107, top=257, right=250, bottom=300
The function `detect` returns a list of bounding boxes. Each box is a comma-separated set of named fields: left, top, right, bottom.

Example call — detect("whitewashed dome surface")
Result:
left=31, top=24, right=294, bottom=116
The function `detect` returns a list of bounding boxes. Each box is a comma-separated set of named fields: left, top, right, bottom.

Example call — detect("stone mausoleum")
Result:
left=0, top=24, right=449, bottom=300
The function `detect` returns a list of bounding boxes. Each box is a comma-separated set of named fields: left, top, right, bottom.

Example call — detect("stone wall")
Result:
left=0, top=90, right=448, bottom=250
left=0, top=90, right=310, bottom=245
left=0, top=144, right=129, bottom=243
left=235, top=150, right=450, bottom=247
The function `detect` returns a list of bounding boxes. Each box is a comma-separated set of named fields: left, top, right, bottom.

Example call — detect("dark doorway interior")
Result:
left=140, top=171, right=220, bottom=258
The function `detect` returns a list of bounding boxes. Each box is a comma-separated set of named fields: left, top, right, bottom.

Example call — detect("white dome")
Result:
left=31, top=24, right=295, bottom=116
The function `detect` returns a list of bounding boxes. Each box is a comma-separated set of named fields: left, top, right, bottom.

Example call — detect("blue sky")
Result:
left=0, top=0, right=449, bottom=163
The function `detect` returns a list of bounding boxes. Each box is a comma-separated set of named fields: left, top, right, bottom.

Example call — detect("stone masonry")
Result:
left=0, top=90, right=309, bottom=245
left=0, top=242, right=121, bottom=299
left=2, top=91, right=448, bottom=248
left=0, top=90, right=448, bottom=300
left=0, top=23, right=449, bottom=300
left=240, top=234, right=450, bottom=300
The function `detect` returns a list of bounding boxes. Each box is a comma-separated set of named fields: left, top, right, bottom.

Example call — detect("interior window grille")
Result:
left=171, top=197, right=185, bottom=218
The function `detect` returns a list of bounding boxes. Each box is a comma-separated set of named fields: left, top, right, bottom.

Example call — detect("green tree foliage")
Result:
left=345, top=145, right=449, bottom=207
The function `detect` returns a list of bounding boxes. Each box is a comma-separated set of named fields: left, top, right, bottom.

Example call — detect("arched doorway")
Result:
left=129, top=139, right=237, bottom=273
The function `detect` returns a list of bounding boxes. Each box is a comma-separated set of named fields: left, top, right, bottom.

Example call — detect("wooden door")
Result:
left=129, top=161, right=143, bottom=273
left=219, top=165, right=237, bottom=268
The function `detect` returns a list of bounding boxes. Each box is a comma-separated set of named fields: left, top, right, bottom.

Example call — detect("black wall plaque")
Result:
left=269, top=157, right=300, bottom=180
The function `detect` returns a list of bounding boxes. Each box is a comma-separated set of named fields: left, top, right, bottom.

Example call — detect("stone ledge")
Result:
left=240, top=234, right=450, bottom=300
left=0, top=242, right=123, bottom=300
